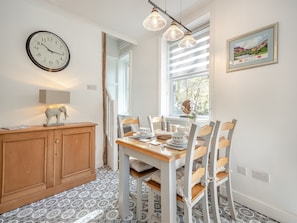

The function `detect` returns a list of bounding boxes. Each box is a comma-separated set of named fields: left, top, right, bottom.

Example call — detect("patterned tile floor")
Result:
left=0, top=166, right=280, bottom=223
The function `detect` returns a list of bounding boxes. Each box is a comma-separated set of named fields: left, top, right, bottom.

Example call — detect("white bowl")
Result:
left=139, top=127, right=151, bottom=135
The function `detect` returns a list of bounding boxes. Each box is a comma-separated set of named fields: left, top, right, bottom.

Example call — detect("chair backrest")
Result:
left=210, top=119, right=237, bottom=180
left=118, top=116, right=140, bottom=137
left=148, top=115, right=165, bottom=132
left=183, top=121, right=215, bottom=199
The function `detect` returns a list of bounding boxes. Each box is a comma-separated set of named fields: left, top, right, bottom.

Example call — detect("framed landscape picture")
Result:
left=227, top=23, right=278, bottom=72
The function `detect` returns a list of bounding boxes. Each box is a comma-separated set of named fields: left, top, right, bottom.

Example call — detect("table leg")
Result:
left=161, top=161, right=176, bottom=223
left=119, top=146, right=130, bottom=219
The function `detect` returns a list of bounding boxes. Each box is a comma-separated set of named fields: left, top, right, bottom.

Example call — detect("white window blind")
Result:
left=168, top=23, right=210, bottom=79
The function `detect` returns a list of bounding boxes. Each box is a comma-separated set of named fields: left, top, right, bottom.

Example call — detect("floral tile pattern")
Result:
left=0, top=166, right=279, bottom=223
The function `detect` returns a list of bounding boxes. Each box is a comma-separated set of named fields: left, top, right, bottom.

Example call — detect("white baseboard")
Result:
left=233, top=190, right=297, bottom=223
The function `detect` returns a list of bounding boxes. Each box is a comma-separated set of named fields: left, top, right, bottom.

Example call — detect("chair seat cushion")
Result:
left=150, top=168, right=184, bottom=184
left=149, top=166, right=202, bottom=197
left=176, top=167, right=202, bottom=197
left=130, top=159, right=154, bottom=172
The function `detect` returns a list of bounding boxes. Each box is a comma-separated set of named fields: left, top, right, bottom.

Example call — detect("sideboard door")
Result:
left=54, top=125, right=95, bottom=186
left=0, top=131, right=52, bottom=204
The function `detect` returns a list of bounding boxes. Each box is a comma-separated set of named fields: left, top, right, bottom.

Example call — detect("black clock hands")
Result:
left=41, top=42, right=64, bottom=56
left=52, top=51, right=64, bottom=56
left=40, top=42, right=51, bottom=52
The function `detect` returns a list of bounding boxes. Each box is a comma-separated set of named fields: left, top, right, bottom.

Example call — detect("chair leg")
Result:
left=217, top=187, right=221, bottom=205
left=183, top=202, right=193, bottom=223
left=210, top=182, right=221, bottom=223
left=201, top=191, right=210, bottom=223
left=136, top=178, right=143, bottom=221
left=225, top=179, right=237, bottom=221
left=148, top=188, right=155, bottom=222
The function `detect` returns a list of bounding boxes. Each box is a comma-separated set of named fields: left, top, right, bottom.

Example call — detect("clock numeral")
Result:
left=36, top=53, right=41, bottom=57
left=49, top=60, right=53, bottom=65
left=56, top=60, right=60, bottom=65
left=42, top=37, right=46, bottom=42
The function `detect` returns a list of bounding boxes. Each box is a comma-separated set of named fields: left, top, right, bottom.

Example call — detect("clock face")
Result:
left=26, top=31, right=70, bottom=72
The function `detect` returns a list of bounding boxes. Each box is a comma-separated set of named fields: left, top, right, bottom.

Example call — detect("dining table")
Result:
left=116, top=133, right=189, bottom=223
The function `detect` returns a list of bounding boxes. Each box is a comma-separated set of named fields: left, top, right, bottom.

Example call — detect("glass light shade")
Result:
left=143, top=7, right=167, bottom=31
left=163, top=21, right=184, bottom=41
left=178, top=31, right=197, bottom=48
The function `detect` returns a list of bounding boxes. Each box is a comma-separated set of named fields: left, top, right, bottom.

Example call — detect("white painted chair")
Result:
left=209, top=119, right=237, bottom=222
left=146, top=122, right=215, bottom=223
left=165, top=116, right=193, bottom=132
left=117, top=116, right=157, bottom=221
left=118, top=116, right=140, bottom=138
left=148, top=115, right=166, bottom=132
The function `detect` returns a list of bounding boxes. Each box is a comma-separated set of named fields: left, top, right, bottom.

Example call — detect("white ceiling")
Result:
left=43, top=0, right=209, bottom=44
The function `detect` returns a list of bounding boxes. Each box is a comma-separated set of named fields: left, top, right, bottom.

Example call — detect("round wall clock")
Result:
left=26, top=31, right=70, bottom=72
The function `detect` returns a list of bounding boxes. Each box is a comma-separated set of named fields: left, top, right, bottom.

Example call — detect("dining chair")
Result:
left=117, top=116, right=157, bottom=221
left=148, top=115, right=166, bottom=132
left=209, top=119, right=237, bottom=223
left=146, top=122, right=215, bottom=223
left=118, top=116, right=141, bottom=137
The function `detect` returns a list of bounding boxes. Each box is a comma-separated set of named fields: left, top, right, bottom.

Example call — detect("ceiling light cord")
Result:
left=179, top=0, right=181, bottom=24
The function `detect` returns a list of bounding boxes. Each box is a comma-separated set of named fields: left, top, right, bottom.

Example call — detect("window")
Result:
left=168, top=23, right=210, bottom=120
left=118, top=52, right=130, bottom=115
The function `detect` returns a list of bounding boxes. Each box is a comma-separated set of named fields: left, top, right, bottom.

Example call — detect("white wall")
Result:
left=131, top=36, right=161, bottom=126
left=211, top=0, right=297, bottom=222
left=131, top=0, right=297, bottom=222
left=0, top=0, right=104, bottom=167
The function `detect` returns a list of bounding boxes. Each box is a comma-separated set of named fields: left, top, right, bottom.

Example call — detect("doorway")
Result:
left=103, top=33, right=133, bottom=170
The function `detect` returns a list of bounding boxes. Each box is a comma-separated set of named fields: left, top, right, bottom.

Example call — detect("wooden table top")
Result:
left=116, top=137, right=187, bottom=162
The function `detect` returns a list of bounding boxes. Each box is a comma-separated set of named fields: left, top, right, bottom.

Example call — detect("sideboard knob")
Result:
left=55, top=139, right=60, bottom=143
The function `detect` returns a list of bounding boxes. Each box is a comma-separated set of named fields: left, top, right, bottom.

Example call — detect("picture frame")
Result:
left=226, top=22, right=278, bottom=72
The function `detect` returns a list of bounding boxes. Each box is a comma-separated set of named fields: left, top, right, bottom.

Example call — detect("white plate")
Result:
left=164, top=143, right=187, bottom=151
left=166, top=139, right=187, bottom=147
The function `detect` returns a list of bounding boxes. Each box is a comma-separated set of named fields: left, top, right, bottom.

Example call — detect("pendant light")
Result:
left=163, top=21, right=184, bottom=41
left=178, top=31, right=197, bottom=48
left=143, top=0, right=196, bottom=49
left=143, top=7, right=167, bottom=31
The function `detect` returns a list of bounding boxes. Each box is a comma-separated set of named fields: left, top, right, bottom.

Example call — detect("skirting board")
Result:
left=233, top=189, right=297, bottom=223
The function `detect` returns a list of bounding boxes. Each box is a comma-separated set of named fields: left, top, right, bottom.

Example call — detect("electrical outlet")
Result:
left=252, top=170, right=270, bottom=183
left=237, top=165, right=247, bottom=176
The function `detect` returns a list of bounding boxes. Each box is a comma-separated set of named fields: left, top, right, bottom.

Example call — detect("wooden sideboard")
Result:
left=0, top=122, right=96, bottom=213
